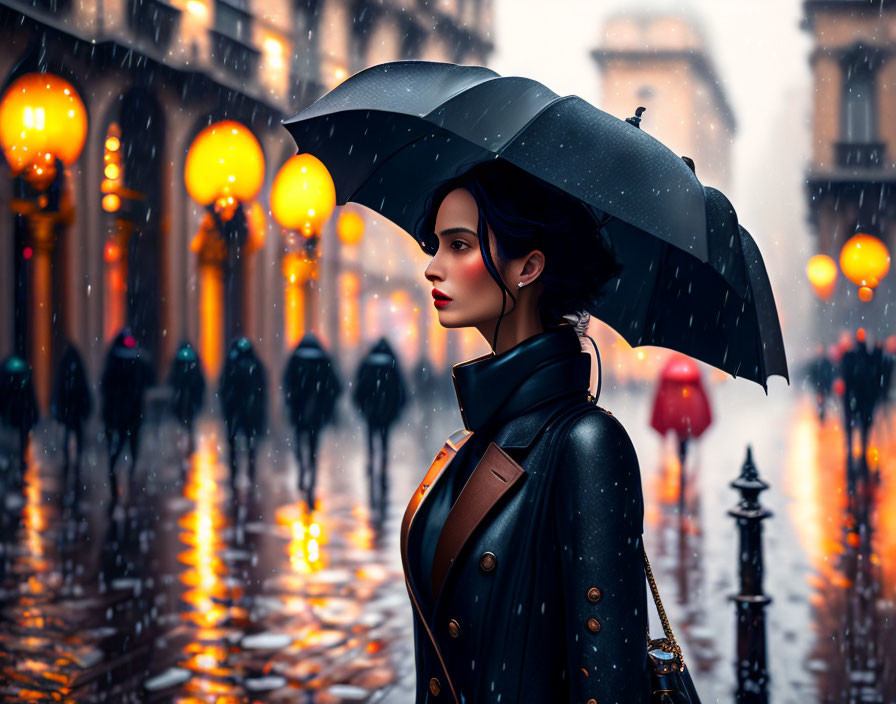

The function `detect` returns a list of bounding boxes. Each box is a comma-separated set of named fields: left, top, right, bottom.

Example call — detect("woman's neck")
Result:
left=476, top=312, right=545, bottom=356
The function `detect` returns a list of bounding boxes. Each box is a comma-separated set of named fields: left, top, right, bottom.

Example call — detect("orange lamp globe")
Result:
left=184, top=120, right=264, bottom=206
left=337, top=210, right=365, bottom=246
left=839, top=233, right=890, bottom=289
left=806, top=254, right=838, bottom=301
left=271, top=153, right=336, bottom=236
left=0, top=72, right=87, bottom=175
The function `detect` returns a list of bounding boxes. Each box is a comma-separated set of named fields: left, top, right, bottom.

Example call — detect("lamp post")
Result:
left=335, top=209, right=365, bottom=362
left=184, top=120, right=264, bottom=379
left=0, top=72, right=87, bottom=411
left=270, top=153, right=335, bottom=348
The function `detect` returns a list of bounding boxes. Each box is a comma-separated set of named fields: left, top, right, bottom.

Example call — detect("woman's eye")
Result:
left=450, top=239, right=469, bottom=251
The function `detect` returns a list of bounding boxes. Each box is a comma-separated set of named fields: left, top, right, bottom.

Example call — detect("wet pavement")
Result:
left=0, top=383, right=894, bottom=702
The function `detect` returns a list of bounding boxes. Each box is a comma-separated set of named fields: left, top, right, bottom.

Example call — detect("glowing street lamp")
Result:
left=271, top=153, right=335, bottom=347
left=337, top=210, right=365, bottom=246
left=839, top=233, right=891, bottom=303
left=185, top=120, right=265, bottom=378
left=806, top=253, right=838, bottom=301
left=0, top=72, right=86, bottom=411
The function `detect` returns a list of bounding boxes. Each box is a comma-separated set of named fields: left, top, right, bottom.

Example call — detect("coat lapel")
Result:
left=399, top=428, right=474, bottom=704
left=429, top=441, right=526, bottom=600
left=428, top=400, right=574, bottom=607
left=400, top=428, right=474, bottom=615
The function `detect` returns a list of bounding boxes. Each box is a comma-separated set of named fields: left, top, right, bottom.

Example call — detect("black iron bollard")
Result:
left=729, top=446, right=772, bottom=704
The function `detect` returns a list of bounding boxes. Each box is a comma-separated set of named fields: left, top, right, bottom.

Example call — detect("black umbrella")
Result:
left=283, top=60, right=788, bottom=389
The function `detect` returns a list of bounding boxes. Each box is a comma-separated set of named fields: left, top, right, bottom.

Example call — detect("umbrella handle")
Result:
left=584, top=333, right=602, bottom=403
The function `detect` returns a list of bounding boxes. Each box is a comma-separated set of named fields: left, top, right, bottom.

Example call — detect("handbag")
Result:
left=642, top=544, right=703, bottom=703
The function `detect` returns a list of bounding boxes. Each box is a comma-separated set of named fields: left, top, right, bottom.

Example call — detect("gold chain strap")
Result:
left=642, top=543, right=685, bottom=671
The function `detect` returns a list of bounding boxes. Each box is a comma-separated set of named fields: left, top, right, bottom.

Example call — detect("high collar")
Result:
left=451, top=323, right=592, bottom=433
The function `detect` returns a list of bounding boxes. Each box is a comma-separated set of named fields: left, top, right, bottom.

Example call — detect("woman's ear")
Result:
left=519, top=250, right=546, bottom=285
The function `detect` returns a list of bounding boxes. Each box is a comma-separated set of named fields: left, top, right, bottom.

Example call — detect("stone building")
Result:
left=0, top=0, right=494, bottom=412
left=802, top=0, right=895, bottom=337
left=592, top=11, right=735, bottom=191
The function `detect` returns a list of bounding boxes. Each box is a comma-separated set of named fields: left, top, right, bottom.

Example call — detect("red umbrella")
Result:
left=650, top=355, right=713, bottom=441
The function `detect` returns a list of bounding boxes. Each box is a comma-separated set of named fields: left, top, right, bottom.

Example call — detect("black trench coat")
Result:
left=400, top=324, right=650, bottom=704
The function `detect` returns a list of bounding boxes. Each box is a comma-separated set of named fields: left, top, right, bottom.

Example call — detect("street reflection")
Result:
left=0, top=417, right=412, bottom=701
left=176, top=433, right=239, bottom=700
left=787, top=399, right=896, bottom=696
left=646, top=440, right=722, bottom=679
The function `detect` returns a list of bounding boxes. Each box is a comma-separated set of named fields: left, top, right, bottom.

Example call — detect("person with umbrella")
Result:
left=101, top=329, right=154, bottom=504
left=282, top=332, right=342, bottom=509
left=0, top=356, right=38, bottom=489
left=219, top=337, right=267, bottom=495
left=50, top=343, right=92, bottom=498
left=352, top=337, right=408, bottom=515
left=284, top=60, right=787, bottom=704
left=168, top=340, right=205, bottom=458
left=649, top=354, right=713, bottom=514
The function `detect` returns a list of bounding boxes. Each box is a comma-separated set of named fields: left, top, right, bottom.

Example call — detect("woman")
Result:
left=399, top=159, right=650, bottom=703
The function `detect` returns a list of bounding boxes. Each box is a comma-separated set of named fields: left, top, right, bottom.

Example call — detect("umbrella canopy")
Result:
left=283, top=60, right=788, bottom=389
left=650, top=354, right=713, bottom=440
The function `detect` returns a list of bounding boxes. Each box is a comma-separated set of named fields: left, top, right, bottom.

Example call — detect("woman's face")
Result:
left=424, top=187, right=541, bottom=330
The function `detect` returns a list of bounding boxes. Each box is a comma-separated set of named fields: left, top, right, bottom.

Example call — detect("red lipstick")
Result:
left=432, top=288, right=452, bottom=308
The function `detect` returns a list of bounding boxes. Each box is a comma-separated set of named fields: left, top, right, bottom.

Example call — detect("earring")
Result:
left=517, top=281, right=525, bottom=288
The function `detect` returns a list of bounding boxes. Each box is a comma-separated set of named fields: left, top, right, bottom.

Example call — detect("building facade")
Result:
left=802, top=0, right=896, bottom=339
left=0, top=0, right=494, bottom=412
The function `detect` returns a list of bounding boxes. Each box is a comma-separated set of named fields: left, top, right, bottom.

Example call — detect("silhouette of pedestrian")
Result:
left=0, top=356, right=38, bottom=488
left=101, top=329, right=154, bottom=504
left=168, top=341, right=205, bottom=458
left=50, top=343, right=92, bottom=500
left=803, top=345, right=836, bottom=421
left=220, top=337, right=267, bottom=495
left=840, top=336, right=888, bottom=489
left=353, top=338, right=407, bottom=515
left=283, top=333, right=342, bottom=509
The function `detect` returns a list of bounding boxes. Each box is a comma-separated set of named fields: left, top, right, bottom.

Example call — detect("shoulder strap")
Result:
left=642, top=543, right=685, bottom=669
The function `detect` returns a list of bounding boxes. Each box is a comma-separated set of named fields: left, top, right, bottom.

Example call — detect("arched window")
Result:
left=841, top=63, right=875, bottom=143
left=839, top=44, right=882, bottom=144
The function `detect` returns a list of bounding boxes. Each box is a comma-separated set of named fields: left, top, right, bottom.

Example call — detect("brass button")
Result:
left=448, top=619, right=460, bottom=638
left=586, top=617, right=601, bottom=633
left=587, top=699, right=597, bottom=704
left=429, top=677, right=441, bottom=696
left=587, top=587, right=602, bottom=603
left=479, top=551, right=497, bottom=572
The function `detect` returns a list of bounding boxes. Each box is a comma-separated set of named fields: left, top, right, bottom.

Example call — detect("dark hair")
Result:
left=415, top=159, right=622, bottom=352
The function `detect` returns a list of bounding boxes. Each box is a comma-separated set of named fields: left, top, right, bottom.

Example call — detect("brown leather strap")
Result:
left=430, top=442, right=525, bottom=601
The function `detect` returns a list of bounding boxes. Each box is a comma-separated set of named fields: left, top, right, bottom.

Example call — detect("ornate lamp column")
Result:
left=0, top=73, right=87, bottom=410
left=271, top=153, right=335, bottom=349
left=184, top=120, right=264, bottom=379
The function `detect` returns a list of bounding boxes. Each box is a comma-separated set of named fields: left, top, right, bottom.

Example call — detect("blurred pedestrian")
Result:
left=0, top=356, right=38, bottom=487
left=50, top=343, right=92, bottom=498
left=353, top=337, right=407, bottom=514
left=803, top=344, right=836, bottom=422
left=220, top=337, right=267, bottom=494
left=282, top=332, right=342, bottom=509
left=101, top=329, right=154, bottom=503
left=168, top=340, right=205, bottom=458
left=840, top=331, right=888, bottom=489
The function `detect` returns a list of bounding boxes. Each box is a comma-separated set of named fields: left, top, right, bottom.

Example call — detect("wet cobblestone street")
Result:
left=1, top=384, right=895, bottom=702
